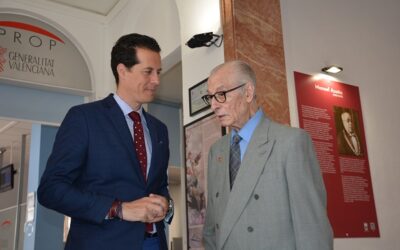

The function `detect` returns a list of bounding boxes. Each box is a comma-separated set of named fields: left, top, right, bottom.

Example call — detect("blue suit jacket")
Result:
left=38, top=94, right=170, bottom=250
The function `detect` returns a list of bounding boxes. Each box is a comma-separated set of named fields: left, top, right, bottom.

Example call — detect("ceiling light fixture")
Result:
left=186, top=32, right=223, bottom=48
left=321, top=65, right=343, bottom=74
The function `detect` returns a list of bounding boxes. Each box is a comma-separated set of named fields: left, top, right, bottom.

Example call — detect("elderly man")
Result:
left=202, top=60, right=333, bottom=250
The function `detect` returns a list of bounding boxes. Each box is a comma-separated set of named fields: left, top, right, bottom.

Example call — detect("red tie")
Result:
left=129, top=111, right=148, bottom=179
left=129, top=111, right=153, bottom=233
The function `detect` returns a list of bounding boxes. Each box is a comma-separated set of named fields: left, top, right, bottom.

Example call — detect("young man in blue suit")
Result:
left=202, top=61, right=333, bottom=250
left=38, top=33, right=173, bottom=250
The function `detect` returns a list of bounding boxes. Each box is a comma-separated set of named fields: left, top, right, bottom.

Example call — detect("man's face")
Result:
left=341, top=112, right=353, bottom=134
left=117, top=48, right=161, bottom=107
left=207, top=67, right=250, bottom=130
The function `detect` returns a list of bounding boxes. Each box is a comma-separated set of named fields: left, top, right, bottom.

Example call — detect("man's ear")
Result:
left=117, top=63, right=126, bottom=80
left=245, top=83, right=255, bottom=102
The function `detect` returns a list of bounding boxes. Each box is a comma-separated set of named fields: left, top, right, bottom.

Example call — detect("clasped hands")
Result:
left=120, top=194, right=168, bottom=223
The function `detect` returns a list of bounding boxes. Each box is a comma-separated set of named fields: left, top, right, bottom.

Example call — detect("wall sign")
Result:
left=0, top=12, right=92, bottom=95
left=294, top=71, right=379, bottom=238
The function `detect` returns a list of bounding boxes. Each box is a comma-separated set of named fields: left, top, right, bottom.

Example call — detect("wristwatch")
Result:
left=164, top=198, right=174, bottom=224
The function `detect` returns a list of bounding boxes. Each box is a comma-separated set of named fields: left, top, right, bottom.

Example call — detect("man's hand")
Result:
left=121, top=194, right=168, bottom=223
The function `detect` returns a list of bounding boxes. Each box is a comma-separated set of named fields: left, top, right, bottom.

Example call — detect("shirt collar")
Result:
left=113, top=93, right=144, bottom=117
left=232, top=109, right=263, bottom=143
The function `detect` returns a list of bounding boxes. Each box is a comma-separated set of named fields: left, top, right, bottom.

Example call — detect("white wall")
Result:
left=174, top=1, right=225, bottom=248
left=175, top=0, right=225, bottom=126
left=281, top=0, right=400, bottom=249
left=104, top=0, right=182, bottom=99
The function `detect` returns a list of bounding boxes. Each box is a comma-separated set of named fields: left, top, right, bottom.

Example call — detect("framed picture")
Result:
left=189, top=78, right=210, bottom=116
left=184, top=113, right=225, bottom=250
left=0, top=164, right=15, bottom=192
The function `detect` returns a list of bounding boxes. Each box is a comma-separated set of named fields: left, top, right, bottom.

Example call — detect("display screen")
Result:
left=0, top=164, right=14, bottom=192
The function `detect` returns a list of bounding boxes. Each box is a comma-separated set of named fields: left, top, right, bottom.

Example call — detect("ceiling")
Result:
left=48, top=0, right=120, bottom=16
left=21, top=0, right=124, bottom=16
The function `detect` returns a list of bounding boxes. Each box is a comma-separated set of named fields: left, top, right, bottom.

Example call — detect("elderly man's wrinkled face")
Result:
left=341, top=112, right=354, bottom=134
left=207, top=66, right=251, bottom=130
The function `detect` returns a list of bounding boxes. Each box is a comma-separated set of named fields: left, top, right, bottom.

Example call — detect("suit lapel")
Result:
left=144, top=111, right=159, bottom=185
left=212, top=136, right=231, bottom=217
left=102, top=94, right=146, bottom=185
left=219, top=116, right=275, bottom=247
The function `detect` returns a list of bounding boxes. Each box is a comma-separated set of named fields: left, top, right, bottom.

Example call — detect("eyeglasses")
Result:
left=201, top=83, right=246, bottom=105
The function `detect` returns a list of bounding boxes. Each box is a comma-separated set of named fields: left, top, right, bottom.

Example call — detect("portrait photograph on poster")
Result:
left=333, top=106, right=363, bottom=157
left=184, top=113, right=225, bottom=250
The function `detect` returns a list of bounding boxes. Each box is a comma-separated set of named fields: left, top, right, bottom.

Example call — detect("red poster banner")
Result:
left=294, top=71, right=379, bottom=237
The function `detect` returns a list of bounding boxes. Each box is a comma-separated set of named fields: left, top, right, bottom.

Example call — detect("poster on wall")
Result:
left=294, top=71, right=379, bottom=237
left=184, top=113, right=225, bottom=249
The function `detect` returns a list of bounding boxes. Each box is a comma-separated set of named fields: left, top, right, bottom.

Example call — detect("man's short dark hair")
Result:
left=111, top=33, right=161, bottom=84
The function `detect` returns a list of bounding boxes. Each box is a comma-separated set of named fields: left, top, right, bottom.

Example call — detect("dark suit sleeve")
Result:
left=148, top=118, right=173, bottom=226
left=286, top=131, right=333, bottom=250
left=37, top=106, right=114, bottom=224
left=159, top=124, right=171, bottom=197
left=161, top=130, right=174, bottom=225
left=147, top=118, right=170, bottom=197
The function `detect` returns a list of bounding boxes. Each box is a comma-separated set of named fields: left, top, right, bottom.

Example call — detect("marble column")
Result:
left=221, top=0, right=290, bottom=124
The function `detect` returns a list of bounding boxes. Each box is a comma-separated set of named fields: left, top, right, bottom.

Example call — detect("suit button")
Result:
left=247, top=226, right=254, bottom=232
left=216, top=192, right=219, bottom=198
left=216, top=224, right=219, bottom=230
left=254, top=194, right=259, bottom=200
